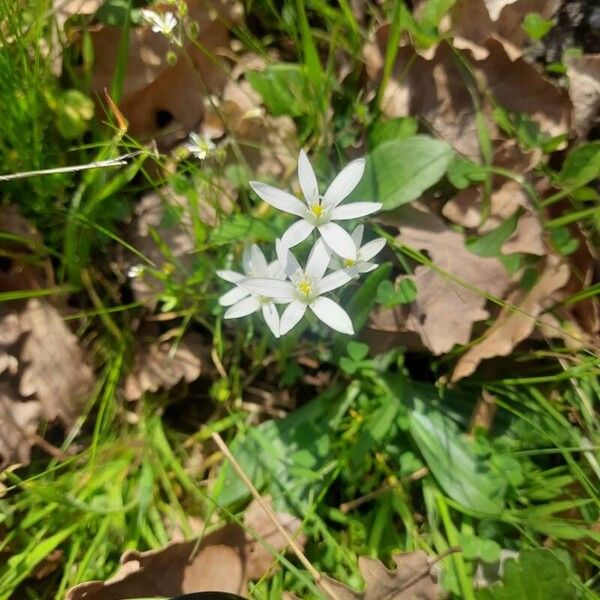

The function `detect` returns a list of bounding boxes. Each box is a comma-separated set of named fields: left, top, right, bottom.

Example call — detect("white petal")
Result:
left=219, top=286, right=250, bottom=307
left=305, top=238, right=330, bottom=281
left=330, top=202, right=382, bottom=220
left=250, top=244, right=268, bottom=276
left=357, top=262, right=378, bottom=273
left=224, top=296, right=261, bottom=319
left=318, top=222, right=357, bottom=260
left=298, top=150, right=319, bottom=205
left=309, top=297, right=354, bottom=334
left=261, top=302, right=280, bottom=338
left=351, top=224, right=364, bottom=248
left=280, top=301, right=307, bottom=335
left=359, top=238, right=386, bottom=262
left=267, top=260, right=285, bottom=279
left=217, top=269, right=244, bottom=283
left=323, top=159, right=365, bottom=208
left=250, top=182, right=308, bottom=218
left=240, top=277, right=295, bottom=300
left=281, top=219, right=314, bottom=248
left=242, top=245, right=253, bottom=275
left=276, top=238, right=301, bottom=278
left=318, top=269, right=353, bottom=294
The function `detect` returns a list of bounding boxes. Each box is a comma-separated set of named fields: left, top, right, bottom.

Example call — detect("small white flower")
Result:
left=333, top=225, right=386, bottom=277
left=142, top=9, right=178, bottom=35
left=185, top=132, right=215, bottom=160
left=241, top=238, right=354, bottom=336
left=127, top=264, right=145, bottom=278
left=217, top=245, right=284, bottom=338
left=249, top=150, right=382, bottom=260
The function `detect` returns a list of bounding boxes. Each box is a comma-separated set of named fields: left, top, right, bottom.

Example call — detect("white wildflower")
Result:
left=217, top=244, right=285, bottom=338
left=333, top=225, right=386, bottom=277
left=241, top=238, right=354, bottom=335
left=141, top=9, right=178, bottom=36
left=249, top=150, right=382, bottom=260
left=185, top=132, right=215, bottom=160
left=127, top=264, right=145, bottom=278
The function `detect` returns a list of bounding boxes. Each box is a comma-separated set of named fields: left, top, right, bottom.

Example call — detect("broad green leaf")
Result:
left=368, top=117, right=418, bottom=148
left=353, top=136, right=453, bottom=210
left=345, top=263, right=392, bottom=331
left=347, top=341, right=369, bottom=362
left=447, top=157, right=489, bottom=189
left=556, top=141, right=600, bottom=188
left=476, top=549, right=579, bottom=600
left=246, top=64, right=307, bottom=117
left=376, top=278, right=417, bottom=307
left=409, top=410, right=505, bottom=515
left=466, top=212, right=520, bottom=257
left=210, top=214, right=276, bottom=245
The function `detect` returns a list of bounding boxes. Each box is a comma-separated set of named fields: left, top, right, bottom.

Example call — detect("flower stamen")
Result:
left=311, top=204, right=323, bottom=217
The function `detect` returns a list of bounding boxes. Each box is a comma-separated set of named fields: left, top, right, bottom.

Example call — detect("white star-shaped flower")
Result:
left=241, top=239, right=354, bottom=335
left=141, top=9, right=178, bottom=35
left=249, top=150, right=382, bottom=260
left=217, top=245, right=284, bottom=338
left=333, top=225, right=386, bottom=277
left=185, top=132, right=215, bottom=160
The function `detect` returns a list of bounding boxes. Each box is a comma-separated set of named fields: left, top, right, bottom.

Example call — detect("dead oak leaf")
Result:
left=374, top=206, right=514, bottom=355
left=123, top=333, right=203, bottom=401
left=451, top=254, right=570, bottom=381
left=17, top=299, right=95, bottom=424
left=566, top=54, right=600, bottom=138
left=65, top=497, right=303, bottom=600
left=320, top=550, right=441, bottom=600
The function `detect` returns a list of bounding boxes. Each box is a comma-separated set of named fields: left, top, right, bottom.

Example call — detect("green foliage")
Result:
left=247, top=64, right=308, bottom=117
left=522, top=13, right=554, bottom=41
left=352, top=136, right=454, bottom=210
left=476, top=549, right=579, bottom=600
left=368, top=117, right=419, bottom=148
left=376, top=278, right=417, bottom=307
left=556, top=142, right=600, bottom=189
left=210, top=213, right=277, bottom=245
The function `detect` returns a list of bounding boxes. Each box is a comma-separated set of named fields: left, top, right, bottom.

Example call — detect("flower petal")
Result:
left=323, top=158, right=365, bottom=207
left=224, top=296, right=261, bottom=319
left=280, top=300, right=307, bottom=335
left=357, top=262, right=378, bottom=273
left=267, top=259, right=285, bottom=279
left=318, top=221, right=357, bottom=260
left=318, top=269, right=353, bottom=294
left=219, top=286, right=250, bottom=307
left=261, top=302, right=280, bottom=338
left=240, top=277, right=295, bottom=300
left=358, top=237, right=386, bottom=262
left=242, top=245, right=253, bottom=274
left=351, top=224, right=364, bottom=248
left=250, top=244, right=268, bottom=276
left=309, top=297, right=354, bottom=334
left=250, top=182, right=308, bottom=217
left=330, top=202, right=382, bottom=220
left=298, top=149, right=319, bottom=205
left=305, top=238, right=330, bottom=281
left=217, top=269, right=244, bottom=283
left=276, top=238, right=301, bottom=278
left=281, top=219, right=314, bottom=248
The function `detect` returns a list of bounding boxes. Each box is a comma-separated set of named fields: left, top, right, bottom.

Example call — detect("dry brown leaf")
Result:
left=65, top=497, right=303, bottom=600
left=16, top=300, right=94, bottom=423
left=0, top=384, right=42, bottom=469
left=320, top=550, right=441, bottom=600
left=123, top=332, right=203, bottom=401
left=88, top=0, right=241, bottom=146
left=54, top=0, right=103, bottom=29
left=566, top=54, right=600, bottom=138
left=452, top=254, right=570, bottom=381
left=373, top=206, right=514, bottom=355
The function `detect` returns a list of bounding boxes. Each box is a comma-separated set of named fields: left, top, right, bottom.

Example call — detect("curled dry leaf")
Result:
left=88, top=0, right=241, bottom=146
left=123, top=332, right=203, bottom=401
left=65, top=497, right=303, bottom=600
left=364, top=17, right=570, bottom=160
left=566, top=54, right=600, bottom=138
left=452, top=254, right=570, bottom=381
left=372, top=206, right=514, bottom=355
left=320, top=550, right=441, bottom=600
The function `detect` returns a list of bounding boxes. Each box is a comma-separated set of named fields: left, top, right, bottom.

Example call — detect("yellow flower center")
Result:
left=311, top=204, right=323, bottom=217
left=298, top=281, right=312, bottom=295
left=343, top=258, right=356, bottom=267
